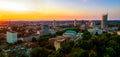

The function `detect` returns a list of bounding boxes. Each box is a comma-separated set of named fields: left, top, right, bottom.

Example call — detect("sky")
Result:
left=0, top=0, right=120, bottom=21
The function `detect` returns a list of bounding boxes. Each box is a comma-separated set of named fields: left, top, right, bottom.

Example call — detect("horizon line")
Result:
left=1, top=19, right=120, bottom=22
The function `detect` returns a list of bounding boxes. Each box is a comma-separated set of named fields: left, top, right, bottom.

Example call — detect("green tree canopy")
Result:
left=106, top=47, right=116, bottom=57
left=30, top=47, right=49, bottom=57
left=31, top=37, right=37, bottom=42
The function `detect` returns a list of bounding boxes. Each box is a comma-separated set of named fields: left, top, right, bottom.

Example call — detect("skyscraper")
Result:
left=53, top=20, right=57, bottom=28
left=101, top=13, right=108, bottom=29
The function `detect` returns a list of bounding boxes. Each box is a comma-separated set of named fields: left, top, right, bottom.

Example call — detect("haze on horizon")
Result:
left=0, top=0, right=120, bottom=21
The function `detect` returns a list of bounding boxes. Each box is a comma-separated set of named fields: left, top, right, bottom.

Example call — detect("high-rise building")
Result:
left=6, top=31, right=18, bottom=44
left=74, top=19, right=77, bottom=26
left=89, top=20, right=93, bottom=28
left=41, top=25, right=50, bottom=35
left=101, top=13, right=108, bottom=29
left=53, top=20, right=57, bottom=28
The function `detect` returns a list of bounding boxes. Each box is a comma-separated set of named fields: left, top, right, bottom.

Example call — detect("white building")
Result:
left=6, top=31, right=18, bottom=44
left=50, top=29, right=57, bottom=35
left=79, top=24, right=86, bottom=30
left=88, top=28, right=103, bottom=35
left=36, top=30, right=40, bottom=35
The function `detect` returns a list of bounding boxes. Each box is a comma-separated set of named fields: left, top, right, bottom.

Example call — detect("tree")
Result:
left=0, top=49, right=5, bottom=57
left=80, top=50, right=89, bottom=57
left=56, top=30, right=65, bottom=36
left=104, top=54, right=110, bottom=57
left=68, top=40, right=74, bottom=47
left=91, top=35, right=106, bottom=56
left=113, top=45, right=120, bottom=57
left=113, top=35, right=120, bottom=44
left=106, top=47, right=116, bottom=57
left=17, top=40, right=23, bottom=44
left=90, top=54, right=97, bottom=57
left=68, top=50, right=89, bottom=57
left=46, top=44, right=55, bottom=50
left=48, top=49, right=64, bottom=57
left=83, top=30, right=91, bottom=40
left=19, top=54, right=28, bottom=57
left=104, top=33, right=111, bottom=38
left=0, top=48, right=2, bottom=52
left=30, top=47, right=49, bottom=57
left=91, top=35, right=100, bottom=47
left=32, top=37, right=37, bottom=42
left=118, top=26, right=120, bottom=30
left=78, top=40, right=91, bottom=50
left=67, top=52, right=81, bottom=57
left=99, top=34, right=109, bottom=47
left=61, top=44, right=71, bottom=54
left=107, top=40, right=117, bottom=48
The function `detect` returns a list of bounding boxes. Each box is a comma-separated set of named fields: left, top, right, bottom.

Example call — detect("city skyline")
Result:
left=0, top=0, right=120, bottom=21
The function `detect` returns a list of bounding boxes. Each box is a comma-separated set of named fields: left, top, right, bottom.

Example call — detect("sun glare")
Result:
left=0, top=1, right=33, bottom=12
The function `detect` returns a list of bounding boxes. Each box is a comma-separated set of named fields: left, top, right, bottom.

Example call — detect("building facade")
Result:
left=42, top=25, right=50, bottom=35
left=74, top=19, right=77, bottom=26
left=101, top=14, right=108, bottom=29
left=6, top=31, right=18, bottom=44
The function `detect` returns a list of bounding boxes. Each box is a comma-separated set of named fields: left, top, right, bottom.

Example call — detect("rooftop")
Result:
left=64, top=30, right=77, bottom=35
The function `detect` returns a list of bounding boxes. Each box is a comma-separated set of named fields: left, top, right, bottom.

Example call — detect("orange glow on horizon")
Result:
left=0, top=0, right=119, bottom=21
left=0, top=9, right=101, bottom=21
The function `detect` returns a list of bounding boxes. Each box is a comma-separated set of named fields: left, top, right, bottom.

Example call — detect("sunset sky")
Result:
left=0, top=0, right=120, bottom=21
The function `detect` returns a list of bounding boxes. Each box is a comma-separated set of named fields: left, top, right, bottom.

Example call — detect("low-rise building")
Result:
left=48, top=36, right=70, bottom=51
left=54, top=38, right=66, bottom=50
left=88, top=28, right=103, bottom=35
left=75, top=33, right=83, bottom=41
left=63, top=30, right=77, bottom=40
left=117, top=31, right=120, bottom=35
left=50, top=29, right=57, bottom=35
